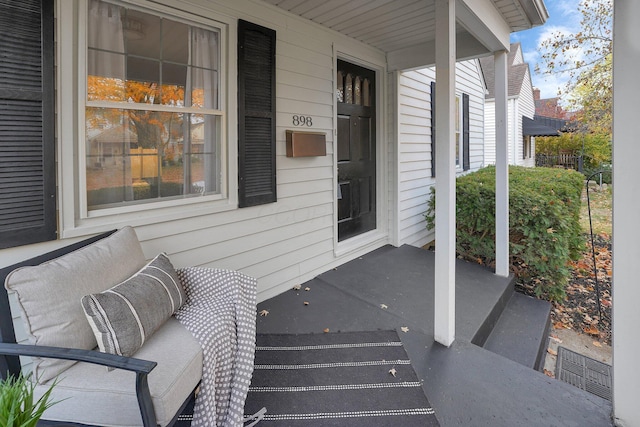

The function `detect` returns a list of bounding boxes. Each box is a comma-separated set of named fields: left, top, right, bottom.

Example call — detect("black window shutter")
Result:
left=237, top=20, right=276, bottom=208
left=0, top=0, right=56, bottom=249
left=462, top=93, right=470, bottom=171
left=430, top=81, right=436, bottom=177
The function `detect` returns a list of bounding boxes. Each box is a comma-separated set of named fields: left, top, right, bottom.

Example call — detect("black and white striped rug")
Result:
left=243, top=330, right=439, bottom=426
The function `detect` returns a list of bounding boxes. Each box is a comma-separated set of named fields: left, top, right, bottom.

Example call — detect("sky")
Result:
left=510, top=0, right=582, bottom=100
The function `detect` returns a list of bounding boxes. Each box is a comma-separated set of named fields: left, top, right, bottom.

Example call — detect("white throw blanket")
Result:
left=175, top=267, right=257, bottom=427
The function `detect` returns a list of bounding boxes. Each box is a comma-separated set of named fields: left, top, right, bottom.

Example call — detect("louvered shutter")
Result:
left=238, top=20, right=276, bottom=208
left=430, top=81, right=436, bottom=177
left=462, top=93, right=470, bottom=171
left=0, top=0, right=56, bottom=249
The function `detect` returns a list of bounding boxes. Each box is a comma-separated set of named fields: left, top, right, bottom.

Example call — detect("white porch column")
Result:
left=434, top=0, right=456, bottom=347
left=494, top=50, right=509, bottom=277
left=613, top=1, right=640, bottom=425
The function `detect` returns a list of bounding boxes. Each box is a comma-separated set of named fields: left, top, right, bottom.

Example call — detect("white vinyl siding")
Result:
left=2, top=0, right=387, bottom=314
left=396, top=60, right=485, bottom=247
left=519, top=67, right=536, bottom=167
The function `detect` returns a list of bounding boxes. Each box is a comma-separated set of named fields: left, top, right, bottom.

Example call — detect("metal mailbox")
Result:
left=286, top=130, right=326, bottom=157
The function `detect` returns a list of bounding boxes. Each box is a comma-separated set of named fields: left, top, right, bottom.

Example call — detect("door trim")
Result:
left=332, top=46, right=388, bottom=257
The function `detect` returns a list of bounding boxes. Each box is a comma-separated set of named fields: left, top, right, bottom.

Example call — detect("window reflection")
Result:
left=86, top=0, right=221, bottom=210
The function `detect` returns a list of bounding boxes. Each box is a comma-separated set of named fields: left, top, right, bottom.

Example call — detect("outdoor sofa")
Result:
left=0, top=226, right=257, bottom=426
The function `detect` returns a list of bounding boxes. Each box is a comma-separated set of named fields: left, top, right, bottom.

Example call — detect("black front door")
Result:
left=337, top=60, right=376, bottom=242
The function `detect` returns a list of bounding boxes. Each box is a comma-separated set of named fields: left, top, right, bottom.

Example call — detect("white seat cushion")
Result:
left=35, top=318, right=203, bottom=427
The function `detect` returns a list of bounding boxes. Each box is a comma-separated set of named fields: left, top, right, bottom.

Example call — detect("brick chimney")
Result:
left=533, top=88, right=541, bottom=100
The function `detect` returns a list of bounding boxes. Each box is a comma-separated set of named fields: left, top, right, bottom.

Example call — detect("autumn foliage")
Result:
left=426, top=166, right=584, bottom=301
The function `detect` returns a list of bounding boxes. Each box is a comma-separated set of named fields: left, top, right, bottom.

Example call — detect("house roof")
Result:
left=88, top=125, right=138, bottom=144
left=479, top=44, right=531, bottom=99
left=522, top=116, right=560, bottom=136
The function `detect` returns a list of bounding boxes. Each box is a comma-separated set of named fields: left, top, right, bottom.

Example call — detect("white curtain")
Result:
left=87, top=0, right=125, bottom=79
left=87, top=0, right=133, bottom=201
left=188, top=28, right=219, bottom=194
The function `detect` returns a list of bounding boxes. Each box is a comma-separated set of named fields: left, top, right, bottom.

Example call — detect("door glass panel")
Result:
left=337, top=71, right=344, bottom=103
left=345, top=73, right=353, bottom=104
left=363, top=78, right=370, bottom=107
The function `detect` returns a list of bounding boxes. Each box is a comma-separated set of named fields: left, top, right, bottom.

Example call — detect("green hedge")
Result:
left=425, top=166, right=584, bottom=301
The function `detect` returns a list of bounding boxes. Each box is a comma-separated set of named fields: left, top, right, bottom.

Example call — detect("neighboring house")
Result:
left=480, top=43, right=538, bottom=167
left=396, top=61, right=486, bottom=247
left=534, top=88, right=568, bottom=119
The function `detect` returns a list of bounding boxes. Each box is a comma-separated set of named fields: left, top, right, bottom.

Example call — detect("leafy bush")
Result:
left=426, top=166, right=584, bottom=301
left=0, top=374, right=59, bottom=427
left=536, top=132, right=612, bottom=177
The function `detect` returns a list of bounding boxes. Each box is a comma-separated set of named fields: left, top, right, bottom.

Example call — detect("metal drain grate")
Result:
left=556, top=346, right=612, bottom=401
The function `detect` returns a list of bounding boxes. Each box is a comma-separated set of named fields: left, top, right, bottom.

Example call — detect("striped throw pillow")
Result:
left=81, top=253, right=186, bottom=357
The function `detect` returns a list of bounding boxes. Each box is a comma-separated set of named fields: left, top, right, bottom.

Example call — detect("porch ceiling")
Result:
left=262, top=0, right=548, bottom=69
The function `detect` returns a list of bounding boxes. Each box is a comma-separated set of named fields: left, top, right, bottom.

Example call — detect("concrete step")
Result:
left=483, top=292, right=552, bottom=370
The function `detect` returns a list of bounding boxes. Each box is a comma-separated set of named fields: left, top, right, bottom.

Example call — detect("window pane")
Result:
left=86, top=108, right=137, bottom=208
left=191, top=67, right=218, bottom=109
left=455, top=96, right=460, bottom=132
left=190, top=28, right=219, bottom=109
left=186, top=114, right=220, bottom=194
left=88, top=51, right=126, bottom=102
left=88, top=0, right=125, bottom=53
left=126, top=57, right=160, bottom=103
left=161, top=62, right=187, bottom=106
left=162, top=19, right=189, bottom=64
left=124, top=9, right=160, bottom=58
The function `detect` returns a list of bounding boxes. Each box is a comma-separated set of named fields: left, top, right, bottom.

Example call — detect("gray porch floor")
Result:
left=255, top=244, right=613, bottom=426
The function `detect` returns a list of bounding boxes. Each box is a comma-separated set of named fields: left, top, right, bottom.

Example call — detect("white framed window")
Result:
left=57, top=0, right=238, bottom=236
left=84, top=0, right=224, bottom=213
left=455, top=93, right=462, bottom=168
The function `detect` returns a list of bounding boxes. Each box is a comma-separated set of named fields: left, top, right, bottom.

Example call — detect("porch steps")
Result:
left=482, top=292, right=552, bottom=370
left=255, top=244, right=612, bottom=425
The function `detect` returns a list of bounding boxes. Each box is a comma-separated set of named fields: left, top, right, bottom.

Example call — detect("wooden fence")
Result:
left=535, top=154, right=583, bottom=173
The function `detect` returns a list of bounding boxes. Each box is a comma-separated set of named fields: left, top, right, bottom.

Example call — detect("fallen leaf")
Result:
left=304, top=287, right=311, bottom=292
left=553, top=321, right=566, bottom=330
left=547, top=227, right=555, bottom=234
left=400, top=326, right=409, bottom=333
left=584, top=326, right=599, bottom=336
left=593, top=341, right=603, bottom=348
left=259, top=309, right=269, bottom=317
left=389, top=368, right=397, bottom=377
left=549, top=335, right=563, bottom=344
left=303, top=301, right=310, bottom=306
left=292, top=284, right=302, bottom=290
left=323, top=328, right=330, bottom=333
left=547, top=348, right=558, bottom=356
left=543, top=369, right=555, bottom=378
left=380, top=304, right=388, bottom=310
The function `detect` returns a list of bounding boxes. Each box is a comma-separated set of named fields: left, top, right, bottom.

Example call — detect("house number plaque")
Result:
left=292, top=115, right=313, bottom=127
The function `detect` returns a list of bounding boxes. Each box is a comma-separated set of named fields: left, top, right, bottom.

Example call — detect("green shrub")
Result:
left=426, top=166, right=584, bottom=301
